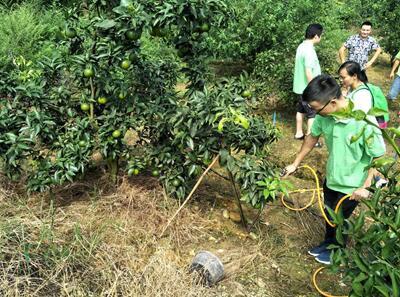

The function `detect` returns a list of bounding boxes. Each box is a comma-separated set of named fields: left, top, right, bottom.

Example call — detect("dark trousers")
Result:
left=323, top=181, right=358, bottom=246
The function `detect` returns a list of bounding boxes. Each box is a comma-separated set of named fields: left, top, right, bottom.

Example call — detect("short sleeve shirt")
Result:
left=293, top=41, right=321, bottom=94
left=311, top=112, right=385, bottom=194
left=344, top=35, right=380, bottom=69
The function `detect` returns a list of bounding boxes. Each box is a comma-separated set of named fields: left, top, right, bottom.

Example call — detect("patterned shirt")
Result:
left=344, top=35, right=380, bottom=69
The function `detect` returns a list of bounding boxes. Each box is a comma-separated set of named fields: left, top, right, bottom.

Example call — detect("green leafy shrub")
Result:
left=368, top=0, right=400, bottom=57
left=0, top=0, right=280, bottom=210
left=0, top=2, right=64, bottom=66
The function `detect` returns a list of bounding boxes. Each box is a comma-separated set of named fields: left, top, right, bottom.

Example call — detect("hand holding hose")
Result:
left=281, top=164, right=297, bottom=178
left=350, top=188, right=371, bottom=200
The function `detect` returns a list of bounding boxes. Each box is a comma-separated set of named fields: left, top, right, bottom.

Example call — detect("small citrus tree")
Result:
left=0, top=0, right=280, bottom=210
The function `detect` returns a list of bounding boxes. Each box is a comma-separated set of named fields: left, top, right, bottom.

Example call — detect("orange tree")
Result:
left=0, top=0, right=281, bottom=210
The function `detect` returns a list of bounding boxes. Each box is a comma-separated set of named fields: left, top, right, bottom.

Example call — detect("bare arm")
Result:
left=390, top=59, right=400, bottom=79
left=283, top=134, right=319, bottom=177
left=365, top=47, right=382, bottom=69
left=305, top=68, right=313, bottom=83
left=339, top=44, right=347, bottom=64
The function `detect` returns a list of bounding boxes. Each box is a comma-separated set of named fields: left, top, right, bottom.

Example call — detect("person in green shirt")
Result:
left=293, top=24, right=323, bottom=143
left=388, top=50, right=400, bottom=101
left=283, top=74, right=386, bottom=265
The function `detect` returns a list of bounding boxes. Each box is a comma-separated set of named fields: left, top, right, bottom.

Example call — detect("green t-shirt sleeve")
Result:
left=396, top=51, right=400, bottom=60
left=363, top=125, right=386, bottom=158
left=311, top=115, right=323, bottom=137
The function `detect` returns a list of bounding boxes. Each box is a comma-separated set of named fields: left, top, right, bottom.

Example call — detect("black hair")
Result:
left=302, top=74, right=341, bottom=104
left=305, top=23, right=323, bottom=39
left=361, top=21, right=372, bottom=27
left=338, top=61, right=369, bottom=83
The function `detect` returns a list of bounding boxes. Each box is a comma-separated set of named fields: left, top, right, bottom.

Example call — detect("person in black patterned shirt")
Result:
left=338, top=21, right=382, bottom=70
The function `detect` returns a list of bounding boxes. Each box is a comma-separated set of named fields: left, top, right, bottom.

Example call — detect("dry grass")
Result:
left=0, top=174, right=250, bottom=296
left=0, top=164, right=337, bottom=297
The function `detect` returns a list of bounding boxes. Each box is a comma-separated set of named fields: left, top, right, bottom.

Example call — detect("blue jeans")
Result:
left=388, top=75, right=400, bottom=100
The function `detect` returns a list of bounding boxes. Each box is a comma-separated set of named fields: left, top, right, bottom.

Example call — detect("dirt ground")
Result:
left=0, top=54, right=398, bottom=297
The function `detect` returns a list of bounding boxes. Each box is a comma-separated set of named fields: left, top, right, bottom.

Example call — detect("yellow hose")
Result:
left=312, top=267, right=347, bottom=297
left=281, top=165, right=352, bottom=297
left=280, top=165, right=351, bottom=227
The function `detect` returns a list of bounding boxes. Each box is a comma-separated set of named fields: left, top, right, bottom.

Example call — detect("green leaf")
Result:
left=336, top=225, right=345, bottom=245
left=263, top=189, right=270, bottom=198
left=332, top=101, right=353, bottom=119
left=367, top=107, right=387, bottom=117
left=95, top=20, right=117, bottom=29
left=217, top=117, right=229, bottom=132
left=350, top=126, right=366, bottom=143
left=351, top=109, right=366, bottom=121
left=120, top=0, right=133, bottom=6
left=374, top=285, right=390, bottom=297
left=354, top=211, right=365, bottom=232
left=352, top=281, right=364, bottom=295
left=353, top=253, right=369, bottom=273
left=186, top=138, right=194, bottom=150
left=389, top=269, right=399, bottom=297
left=188, top=165, right=197, bottom=176
left=388, top=127, right=400, bottom=137
left=353, top=272, right=368, bottom=283
left=234, top=114, right=250, bottom=129
left=372, top=156, right=396, bottom=168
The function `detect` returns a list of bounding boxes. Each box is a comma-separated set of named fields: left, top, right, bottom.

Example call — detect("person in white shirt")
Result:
left=338, top=61, right=376, bottom=124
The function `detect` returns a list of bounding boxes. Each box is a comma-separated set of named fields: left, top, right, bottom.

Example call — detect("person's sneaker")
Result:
left=315, top=250, right=332, bottom=265
left=307, top=242, right=328, bottom=257
left=375, top=176, right=389, bottom=188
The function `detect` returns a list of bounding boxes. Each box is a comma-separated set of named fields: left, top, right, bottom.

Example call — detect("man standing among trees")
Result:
left=293, top=23, right=323, bottom=144
left=283, top=74, right=386, bottom=265
left=338, top=21, right=382, bottom=70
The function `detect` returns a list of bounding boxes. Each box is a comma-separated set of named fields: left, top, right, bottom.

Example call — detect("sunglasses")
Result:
left=316, top=99, right=332, bottom=114
left=307, top=89, right=341, bottom=115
